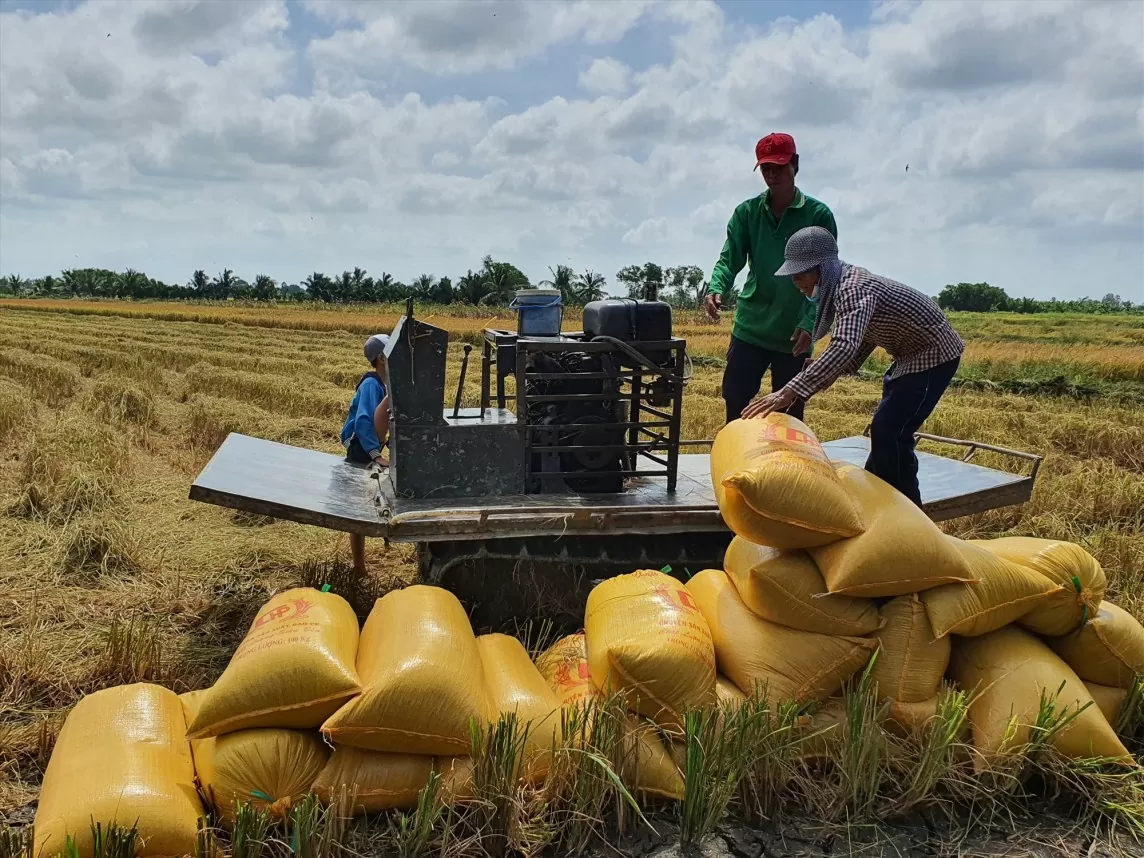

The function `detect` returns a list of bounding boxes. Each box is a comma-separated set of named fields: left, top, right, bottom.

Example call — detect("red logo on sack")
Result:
left=652, top=584, right=698, bottom=612
left=254, top=598, right=314, bottom=628
left=555, top=660, right=592, bottom=689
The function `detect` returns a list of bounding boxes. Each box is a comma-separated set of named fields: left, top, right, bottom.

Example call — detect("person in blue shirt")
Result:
left=341, top=333, right=391, bottom=467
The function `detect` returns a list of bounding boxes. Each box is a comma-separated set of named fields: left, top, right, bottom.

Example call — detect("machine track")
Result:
left=418, top=532, right=733, bottom=633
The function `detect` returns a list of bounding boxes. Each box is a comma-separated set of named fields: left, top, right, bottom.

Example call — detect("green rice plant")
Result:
left=545, top=694, right=647, bottom=855
left=79, top=821, right=140, bottom=858
left=898, top=686, right=972, bottom=810
left=228, top=802, right=272, bottom=858
left=834, top=658, right=889, bottom=819
left=680, top=694, right=776, bottom=844
left=388, top=770, right=445, bottom=858
left=287, top=791, right=352, bottom=858
left=737, top=693, right=803, bottom=823
left=0, top=825, right=33, bottom=858
left=1117, top=675, right=1144, bottom=742
left=469, top=712, right=552, bottom=856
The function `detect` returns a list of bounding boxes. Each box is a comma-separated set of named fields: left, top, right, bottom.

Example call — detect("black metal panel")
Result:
left=390, top=408, right=526, bottom=500
left=387, top=312, right=448, bottom=426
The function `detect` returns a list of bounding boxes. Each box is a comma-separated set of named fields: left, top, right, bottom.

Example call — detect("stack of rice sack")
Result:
left=556, top=568, right=717, bottom=800
left=33, top=584, right=566, bottom=841
left=708, top=415, right=1143, bottom=767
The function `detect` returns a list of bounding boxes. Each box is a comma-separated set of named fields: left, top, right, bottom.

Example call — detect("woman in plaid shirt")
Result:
left=743, top=226, right=964, bottom=506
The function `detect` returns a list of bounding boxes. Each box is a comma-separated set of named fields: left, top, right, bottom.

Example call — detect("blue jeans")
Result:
left=866, top=357, right=960, bottom=507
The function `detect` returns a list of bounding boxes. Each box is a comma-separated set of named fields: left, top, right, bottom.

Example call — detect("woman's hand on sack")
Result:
left=742, top=388, right=798, bottom=419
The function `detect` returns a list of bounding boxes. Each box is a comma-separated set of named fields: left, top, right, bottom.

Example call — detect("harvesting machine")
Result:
left=189, top=298, right=1043, bottom=631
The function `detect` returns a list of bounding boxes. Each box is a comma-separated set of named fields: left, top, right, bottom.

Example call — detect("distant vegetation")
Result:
left=0, top=258, right=717, bottom=310
left=936, top=282, right=1139, bottom=315
left=1, top=265, right=1138, bottom=315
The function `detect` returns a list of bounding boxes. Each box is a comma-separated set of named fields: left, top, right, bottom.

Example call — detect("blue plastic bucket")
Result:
left=510, top=288, right=563, bottom=337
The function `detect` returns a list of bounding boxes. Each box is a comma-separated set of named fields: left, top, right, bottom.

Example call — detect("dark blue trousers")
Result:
left=722, top=335, right=810, bottom=424
left=866, top=357, right=960, bottom=507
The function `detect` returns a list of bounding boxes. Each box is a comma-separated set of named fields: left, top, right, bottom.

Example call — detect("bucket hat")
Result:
left=775, top=226, right=839, bottom=277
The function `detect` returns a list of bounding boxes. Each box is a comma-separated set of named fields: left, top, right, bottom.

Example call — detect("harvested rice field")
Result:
left=2, top=300, right=1143, bottom=857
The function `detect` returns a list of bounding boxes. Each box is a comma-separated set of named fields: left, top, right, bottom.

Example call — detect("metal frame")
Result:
left=862, top=425, right=1044, bottom=480
left=483, top=329, right=687, bottom=493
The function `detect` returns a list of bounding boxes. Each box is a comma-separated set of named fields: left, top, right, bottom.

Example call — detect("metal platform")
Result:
left=189, top=432, right=1040, bottom=541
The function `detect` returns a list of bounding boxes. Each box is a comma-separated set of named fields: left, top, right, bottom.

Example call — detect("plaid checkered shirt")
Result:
left=784, top=263, right=965, bottom=401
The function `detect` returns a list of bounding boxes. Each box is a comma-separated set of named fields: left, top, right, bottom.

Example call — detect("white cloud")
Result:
left=622, top=217, right=670, bottom=245
left=579, top=58, right=632, bottom=95
left=0, top=0, right=1141, bottom=300
left=305, top=0, right=651, bottom=80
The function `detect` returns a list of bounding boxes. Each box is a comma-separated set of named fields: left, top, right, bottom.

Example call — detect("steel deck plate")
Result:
left=190, top=432, right=1034, bottom=540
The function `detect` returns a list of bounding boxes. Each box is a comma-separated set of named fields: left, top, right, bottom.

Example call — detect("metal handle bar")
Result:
left=862, top=424, right=1043, bottom=479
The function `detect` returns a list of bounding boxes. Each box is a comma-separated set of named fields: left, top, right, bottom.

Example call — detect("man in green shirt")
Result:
left=705, top=133, right=838, bottom=423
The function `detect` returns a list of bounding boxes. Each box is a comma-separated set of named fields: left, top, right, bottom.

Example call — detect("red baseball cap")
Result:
left=754, top=133, right=796, bottom=169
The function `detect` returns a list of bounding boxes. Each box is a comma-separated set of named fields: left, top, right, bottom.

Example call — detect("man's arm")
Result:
left=707, top=207, right=749, bottom=297
left=783, top=286, right=877, bottom=401
left=353, top=380, right=385, bottom=461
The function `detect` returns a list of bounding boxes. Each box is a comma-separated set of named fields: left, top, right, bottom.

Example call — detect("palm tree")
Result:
left=479, top=255, right=529, bottom=305
left=304, top=271, right=334, bottom=302
left=456, top=269, right=488, bottom=305
left=210, top=268, right=241, bottom=299
left=349, top=267, right=371, bottom=302
left=1, top=274, right=28, bottom=296
left=411, top=273, right=438, bottom=300
left=540, top=265, right=577, bottom=304
left=372, top=272, right=397, bottom=303
left=253, top=274, right=277, bottom=301
left=574, top=269, right=607, bottom=304
left=118, top=269, right=148, bottom=299
left=190, top=270, right=210, bottom=293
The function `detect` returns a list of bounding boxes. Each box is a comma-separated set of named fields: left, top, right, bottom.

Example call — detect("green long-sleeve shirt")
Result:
left=708, top=189, right=838, bottom=353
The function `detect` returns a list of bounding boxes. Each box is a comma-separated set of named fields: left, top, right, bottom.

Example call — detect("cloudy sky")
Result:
left=1, top=0, right=1141, bottom=300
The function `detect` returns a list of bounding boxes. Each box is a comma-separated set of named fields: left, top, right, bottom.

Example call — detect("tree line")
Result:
left=936, top=282, right=1139, bottom=315
left=0, top=257, right=725, bottom=310
left=0, top=265, right=1135, bottom=314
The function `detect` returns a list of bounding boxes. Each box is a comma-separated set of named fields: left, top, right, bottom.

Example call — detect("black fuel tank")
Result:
left=582, top=298, right=672, bottom=342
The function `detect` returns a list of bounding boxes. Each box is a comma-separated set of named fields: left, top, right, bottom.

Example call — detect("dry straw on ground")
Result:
left=1, top=301, right=1143, bottom=855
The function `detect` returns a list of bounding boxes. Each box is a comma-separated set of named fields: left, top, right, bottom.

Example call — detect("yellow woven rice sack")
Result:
left=886, top=696, right=943, bottom=737
left=794, top=700, right=849, bottom=762
left=1084, top=683, right=1129, bottom=728
left=1048, top=601, right=1144, bottom=689
left=723, top=536, right=880, bottom=635
left=809, top=466, right=974, bottom=597
left=685, top=569, right=876, bottom=704
left=534, top=635, right=684, bottom=798
left=478, top=633, right=560, bottom=781
left=716, top=675, right=747, bottom=708
left=711, top=415, right=864, bottom=550
left=536, top=633, right=598, bottom=708
left=922, top=538, right=1062, bottom=638
left=35, top=683, right=204, bottom=858
left=186, top=588, right=361, bottom=739
left=972, top=537, right=1106, bottom=637
left=322, top=585, right=490, bottom=755
left=180, top=690, right=327, bottom=823
left=624, top=716, right=685, bottom=801
left=949, top=626, right=1131, bottom=765
left=870, top=595, right=949, bottom=703
left=312, top=750, right=473, bottom=814
left=585, top=570, right=717, bottom=729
